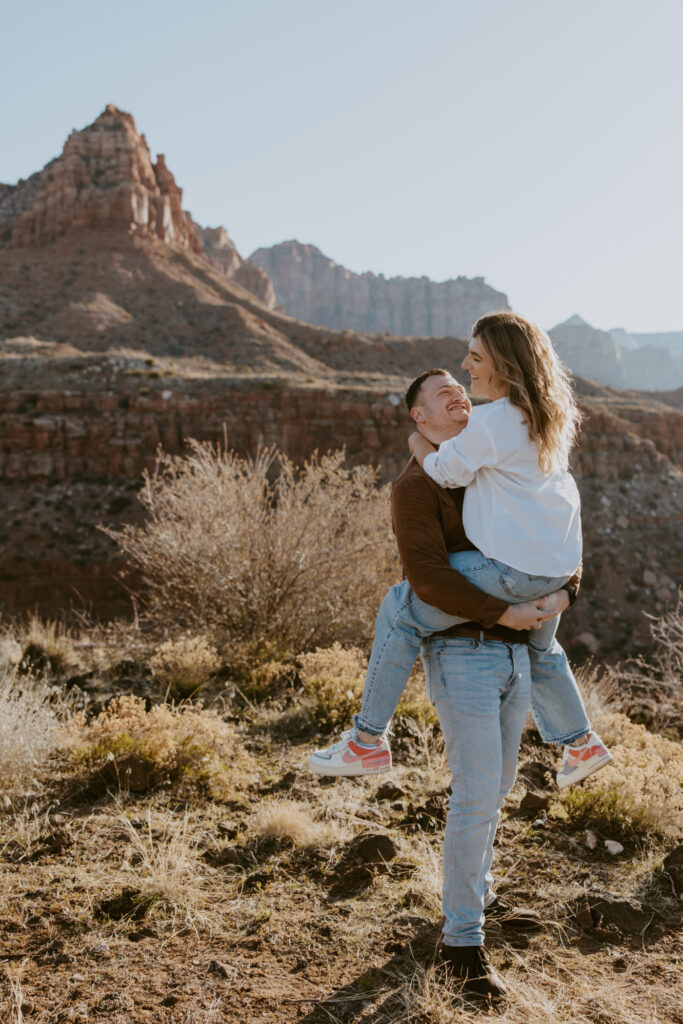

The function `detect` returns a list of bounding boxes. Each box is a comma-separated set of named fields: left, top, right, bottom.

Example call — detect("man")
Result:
left=310, top=368, right=583, bottom=999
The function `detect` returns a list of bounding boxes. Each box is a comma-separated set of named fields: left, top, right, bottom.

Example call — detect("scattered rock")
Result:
left=375, top=781, right=406, bottom=801
left=203, top=845, right=248, bottom=867
left=518, top=760, right=551, bottom=790
left=584, top=830, right=598, bottom=850
left=401, top=794, right=447, bottom=833
left=208, top=960, right=237, bottom=980
left=347, top=833, right=397, bottom=864
left=604, top=840, right=624, bottom=855
left=94, top=992, right=135, bottom=1014
left=589, top=896, right=655, bottom=934
left=518, top=791, right=551, bottom=814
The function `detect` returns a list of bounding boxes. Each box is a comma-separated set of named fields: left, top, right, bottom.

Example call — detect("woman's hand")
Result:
left=408, top=431, right=437, bottom=467
left=498, top=600, right=553, bottom=631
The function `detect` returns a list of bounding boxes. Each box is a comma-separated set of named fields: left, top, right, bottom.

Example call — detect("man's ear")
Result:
left=410, top=406, right=425, bottom=424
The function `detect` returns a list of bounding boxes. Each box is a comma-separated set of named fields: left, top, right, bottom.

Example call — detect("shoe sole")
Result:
left=556, top=751, right=612, bottom=789
left=307, top=757, right=392, bottom=777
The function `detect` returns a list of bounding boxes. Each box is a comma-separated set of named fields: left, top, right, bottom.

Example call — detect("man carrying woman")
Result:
left=309, top=313, right=611, bottom=1000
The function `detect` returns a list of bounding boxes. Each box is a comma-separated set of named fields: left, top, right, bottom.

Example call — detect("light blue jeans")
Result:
left=353, top=549, right=590, bottom=747
left=421, top=636, right=530, bottom=946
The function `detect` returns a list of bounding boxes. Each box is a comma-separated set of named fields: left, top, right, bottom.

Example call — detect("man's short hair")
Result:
left=405, top=368, right=451, bottom=412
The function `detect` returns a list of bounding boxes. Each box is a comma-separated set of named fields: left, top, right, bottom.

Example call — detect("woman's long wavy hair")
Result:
left=472, top=312, right=582, bottom=473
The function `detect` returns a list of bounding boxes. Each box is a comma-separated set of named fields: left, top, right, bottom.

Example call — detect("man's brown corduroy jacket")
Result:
left=390, top=458, right=581, bottom=641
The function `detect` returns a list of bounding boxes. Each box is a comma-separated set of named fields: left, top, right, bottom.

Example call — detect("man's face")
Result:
left=410, top=373, right=472, bottom=443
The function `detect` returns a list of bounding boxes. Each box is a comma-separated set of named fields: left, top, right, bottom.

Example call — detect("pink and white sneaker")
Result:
left=556, top=731, right=612, bottom=789
left=307, top=729, right=392, bottom=777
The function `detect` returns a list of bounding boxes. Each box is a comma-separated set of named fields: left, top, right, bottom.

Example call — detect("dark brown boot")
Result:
left=440, top=944, right=507, bottom=1000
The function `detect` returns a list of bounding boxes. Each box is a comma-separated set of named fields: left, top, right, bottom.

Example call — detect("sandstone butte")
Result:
left=0, top=104, right=682, bottom=664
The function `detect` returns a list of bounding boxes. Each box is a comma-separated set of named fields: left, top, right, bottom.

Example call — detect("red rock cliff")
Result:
left=0, top=105, right=201, bottom=251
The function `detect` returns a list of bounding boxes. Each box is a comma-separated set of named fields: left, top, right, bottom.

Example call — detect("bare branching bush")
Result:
left=299, top=642, right=367, bottom=730
left=149, top=635, right=221, bottom=699
left=253, top=799, right=337, bottom=848
left=62, top=695, right=252, bottom=799
left=105, top=444, right=398, bottom=654
left=0, top=668, right=64, bottom=799
left=561, top=712, right=683, bottom=841
left=649, top=590, right=683, bottom=681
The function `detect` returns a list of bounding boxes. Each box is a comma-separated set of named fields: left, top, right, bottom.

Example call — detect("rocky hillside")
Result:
left=249, top=240, right=510, bottom=336
left=0, top=104, right=276, bottom=309
left=0, top=107, right=681, bottom=663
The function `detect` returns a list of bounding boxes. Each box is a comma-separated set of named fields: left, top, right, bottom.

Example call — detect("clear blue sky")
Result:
left=3, top=0, right=682, bottom=332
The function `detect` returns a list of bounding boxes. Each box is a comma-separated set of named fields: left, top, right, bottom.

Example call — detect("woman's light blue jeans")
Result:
left=421, top=636, right=530, bottom=946
left=353, top=549, right=590, bottom=747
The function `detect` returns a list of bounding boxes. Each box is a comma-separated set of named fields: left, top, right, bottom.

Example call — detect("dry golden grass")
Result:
left=253, top=799, right=339, bottom=848
left=104, top=444, right=399, bottom=653
left=561, top=711, right=683, bottom=841
left=299, top=642, right=368, bottom=730
left=0, top=667, right=65, bottom=799
left=149, top=634, right=221, bottom=699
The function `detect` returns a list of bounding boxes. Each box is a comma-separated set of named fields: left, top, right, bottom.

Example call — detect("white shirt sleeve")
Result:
left=422, top=416, right=498, bottom=488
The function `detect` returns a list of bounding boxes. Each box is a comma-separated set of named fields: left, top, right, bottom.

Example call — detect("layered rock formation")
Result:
left=189, top=221, right=277, bottom=309
left=249, top=240, right=510, bottom=336
left=0, top=105, right=278, bottom=310
left=1, top=105, right=681, bottom=661
left=0, top=105, right=201, bottom=251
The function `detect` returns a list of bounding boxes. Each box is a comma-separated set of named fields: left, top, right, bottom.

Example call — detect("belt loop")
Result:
left=479, top=630, right=484, bottom=642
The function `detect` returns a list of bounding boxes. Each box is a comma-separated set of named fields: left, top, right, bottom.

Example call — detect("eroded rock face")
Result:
left=549, top=315, right=626, bottom=387
left=0, top=105, right=201, bottom=252
left=189, top=221, right=277, bottom=309
left=249, top=240, right=510, bottom=336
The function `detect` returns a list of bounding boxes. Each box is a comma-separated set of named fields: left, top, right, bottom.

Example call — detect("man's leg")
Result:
left=421, top=638, right=531, bottom=950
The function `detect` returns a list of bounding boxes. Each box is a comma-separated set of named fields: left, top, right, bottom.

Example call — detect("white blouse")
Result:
left=422, top=398, right=582, bottom=576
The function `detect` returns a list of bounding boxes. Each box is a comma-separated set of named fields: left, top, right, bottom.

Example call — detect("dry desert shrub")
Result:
left=299, top=642, right=367, bottom=730
left=62, top=695, right=251, bottom=799
left=104, top=444, right=398, bottom=654
left=0, top=668, right=64, bottom=799
left=561, top=711, right=683, bottom=841
left=3, top=615, right=80, bottom=678
left=253, top=799, right=337, bottom=847
left=149, top=634, right=221, bottom=699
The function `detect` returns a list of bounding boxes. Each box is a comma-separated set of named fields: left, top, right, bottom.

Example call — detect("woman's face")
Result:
left=461, top=335, right=507, bottom=400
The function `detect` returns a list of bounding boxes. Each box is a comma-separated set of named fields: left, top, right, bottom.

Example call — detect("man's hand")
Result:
left=497, top=589, right=570, bottom=630
left=409, top=431, right=436, bottom=467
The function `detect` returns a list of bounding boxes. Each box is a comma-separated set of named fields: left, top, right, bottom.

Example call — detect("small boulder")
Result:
left=348, top=833, right=397, bottom=864
left=518, top=791, right=551, bottom=815
left=589, top=897, right=655, bottom=935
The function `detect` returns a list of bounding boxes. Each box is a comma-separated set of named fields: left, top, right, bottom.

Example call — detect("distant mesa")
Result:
left=0, top=104, right=277, bottom=310
left=249, top=239, right=510, bottom=337
left=550, top=315, right=683, bottom=391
